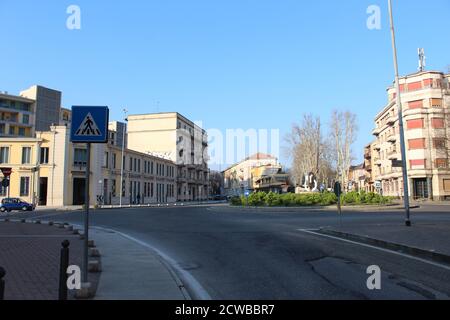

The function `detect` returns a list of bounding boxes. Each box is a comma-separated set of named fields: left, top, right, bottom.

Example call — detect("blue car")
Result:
left=0, top=198, right=35, bottom=213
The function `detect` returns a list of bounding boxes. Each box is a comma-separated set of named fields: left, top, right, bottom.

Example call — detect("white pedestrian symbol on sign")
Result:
left=75, top=113, right=101, bottom=136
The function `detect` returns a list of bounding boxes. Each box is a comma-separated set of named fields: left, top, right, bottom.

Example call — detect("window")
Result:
left=407, top=81, right=422, bottom=91
left=444, top=179, right=450, bottom=192
left=408, top=138, right=426, bottom=150
left=433, top=138, right=446, bottom=149
left=9, top=126, right=15, bottom=135
left=436, top=159, right=448, bottom=169
left=18, top=127, right=25, bottom=136
left=20, top=177, right=30, bottom=196
left=0, top=185, right=6, bottom=196
left=74, top=148, right=87, bottom=167
left=408, top=100, right=423, bottom=109
left=129, top=157, right=133, bottom=171
left=103, top=152, right=109, bottom=168
left=0, top=124, right=5, bottom=134
left=111, top=179, right=116, bottom=197
left=40, top=147, right=49, bottom=164
left=410, top=159, right=426, bottom=169
left=22, top=147, right=31, bottom=164
left=431, top=118, right=445, bottom=129
left=0, top=147, right=9, bottom=164
left=407, top=119, right=424, bottom=130
left=112, top=153, right=117, bottom=169
left=23, top=114, right=29, bottom=124
left=430, top=98, right=442, bottom=108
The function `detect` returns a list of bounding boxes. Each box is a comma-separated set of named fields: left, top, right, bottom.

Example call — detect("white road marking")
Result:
left=298, top=229, right=450, bottom=272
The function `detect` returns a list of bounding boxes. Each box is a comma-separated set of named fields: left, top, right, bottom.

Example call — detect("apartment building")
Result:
left=372, top=70, right=450, bottom=200
left=223, top=153, right=280, bottom=196
left=127, top=112, right=209, bottom=201
left=20, top=85, right=62, bottom=131
left=0, top=92, right=35, bottom=137
left=0, top=125, right=177, bottom=206
left=363, top=142, right=381, bottom=193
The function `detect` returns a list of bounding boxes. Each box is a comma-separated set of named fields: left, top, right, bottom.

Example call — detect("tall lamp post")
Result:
left=388, top=0, right=411, bottom=227
left=119, top=108, right=128, bottom=207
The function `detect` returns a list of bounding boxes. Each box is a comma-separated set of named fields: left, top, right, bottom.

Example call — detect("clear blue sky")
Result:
left=1, top=0, right=449, bottom=168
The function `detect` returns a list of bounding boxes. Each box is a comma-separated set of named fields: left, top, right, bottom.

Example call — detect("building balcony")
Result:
left=387, top=134, right=397, bottom=143
left=372, top=127, right=381, bottom=136
left=364, top=151, right=371, bottom=160
left=374, top=158, right=382, bottom=166
left=387, top=151, right=399, bottom=160
left=373, top=143, right=381, bottom=151
left=386, top=116, right=397, bottom=125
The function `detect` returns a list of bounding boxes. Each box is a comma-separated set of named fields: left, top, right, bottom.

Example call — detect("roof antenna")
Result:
left=418, top=48, right=426, bottom=72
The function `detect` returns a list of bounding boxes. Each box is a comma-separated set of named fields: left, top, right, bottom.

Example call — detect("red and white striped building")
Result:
left=371, top=70, right=450, bottom=200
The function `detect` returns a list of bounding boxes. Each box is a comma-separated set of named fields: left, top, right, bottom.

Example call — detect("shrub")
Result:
left=231, top=191, right=392, bottom=207
left=230, top=196, right=242, bottom=206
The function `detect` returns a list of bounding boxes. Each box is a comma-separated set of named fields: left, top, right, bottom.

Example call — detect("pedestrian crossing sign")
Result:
left=70, top=106, right=109, bottom=143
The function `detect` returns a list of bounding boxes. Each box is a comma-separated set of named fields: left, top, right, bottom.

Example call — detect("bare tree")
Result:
left=330, top=110, right=358, bottom=190
left=285, top=114, right=335, bottom=188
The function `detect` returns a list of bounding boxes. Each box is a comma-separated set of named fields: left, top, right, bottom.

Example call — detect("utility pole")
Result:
left=119, top=108, right=128, bottom=207
left=388, top=0, right=411, bottom=227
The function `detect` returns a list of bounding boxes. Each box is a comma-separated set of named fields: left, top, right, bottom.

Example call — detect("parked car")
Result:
left=0, top=198, right=35, bottom=213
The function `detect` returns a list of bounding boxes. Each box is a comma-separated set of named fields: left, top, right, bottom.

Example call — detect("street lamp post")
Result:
left=388, top=0, right=411, bottom=227
left=119, top=109, right=128, bottom=208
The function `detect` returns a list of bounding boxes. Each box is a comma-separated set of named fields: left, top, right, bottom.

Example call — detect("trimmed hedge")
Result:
left=230, top=191, right=394, bottom=207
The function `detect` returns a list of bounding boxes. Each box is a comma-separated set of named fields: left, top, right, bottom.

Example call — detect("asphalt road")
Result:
left=5, top=204, right=450, bottom=300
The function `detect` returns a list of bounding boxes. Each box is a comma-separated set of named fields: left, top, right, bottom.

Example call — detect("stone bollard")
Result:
left=88, top=260, right=102, bottom=273
left=59, top=240, right=70, bottom=300
left=0, top=266, right=5, bottom=301
left=89, top=248, right=100, bottom=258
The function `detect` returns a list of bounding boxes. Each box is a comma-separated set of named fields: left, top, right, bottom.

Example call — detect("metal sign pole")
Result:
left=388, top=0, right=411, bottom=227
left=83, top=143, right=91, bottom=283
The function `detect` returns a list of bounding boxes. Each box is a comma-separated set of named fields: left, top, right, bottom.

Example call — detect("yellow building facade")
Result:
left=0, top=125, right=177, bottom=207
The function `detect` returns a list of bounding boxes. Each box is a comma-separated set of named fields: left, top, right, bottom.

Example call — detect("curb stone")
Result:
left=318, top=228, right=450, bottom=266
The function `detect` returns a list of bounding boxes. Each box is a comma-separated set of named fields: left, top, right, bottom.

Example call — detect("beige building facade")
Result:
left=0, top=125, right=177, bottom=207
left=372, top=70, right=450, bottom=200
left=127, top=112, right=209, bottom=201
left=223, top=153, right=279, bottom=196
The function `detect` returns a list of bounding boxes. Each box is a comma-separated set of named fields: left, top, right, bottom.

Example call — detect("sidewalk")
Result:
left=34, top=201, right=227, bottom=212
left=320, top=220, right=450, bottom=265
left=0, top=220, right=99, bottom=300
left=90, top=228, right=188, bottom=300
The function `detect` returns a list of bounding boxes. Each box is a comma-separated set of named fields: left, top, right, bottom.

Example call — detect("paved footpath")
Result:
left=321, top=219, right=450, bottom=259
left=0, top=221, right=94, bottom=300
left=90, top=227, right=188, bottom=300
left=0, top=219, right=188, bottom=300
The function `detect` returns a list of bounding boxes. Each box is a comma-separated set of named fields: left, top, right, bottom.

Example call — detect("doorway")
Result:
left=413, top=178, right=429, bottom=199
left=39, top=177, right=48, bottom=206
left=73, top=178, right=86, bottom=205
